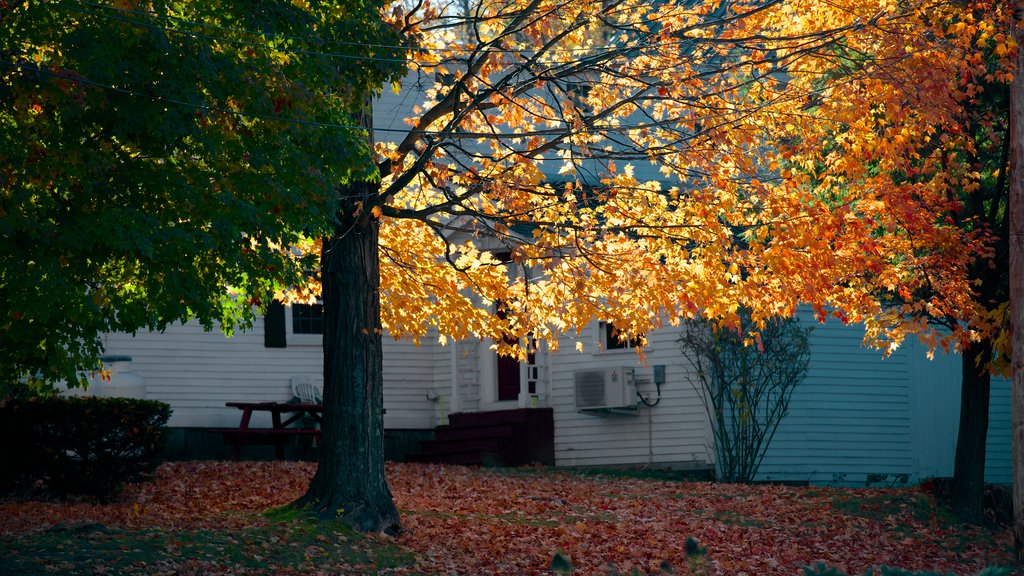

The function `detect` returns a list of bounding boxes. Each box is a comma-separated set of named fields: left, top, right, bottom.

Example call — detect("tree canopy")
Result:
left=293, top=0, right=1019, bottom=533
left=293, top=0, right=1016, bottom=358
left=0, top=0, right=403, bottom=386
left=2, top=0, right=1017, bottom=537
left=4, top=0, right=1011, bottom=388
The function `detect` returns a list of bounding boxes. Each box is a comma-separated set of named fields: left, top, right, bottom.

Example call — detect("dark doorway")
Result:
left=494, top=251, right=520, bottom=402
left=497, top=349, right=520, bottom=401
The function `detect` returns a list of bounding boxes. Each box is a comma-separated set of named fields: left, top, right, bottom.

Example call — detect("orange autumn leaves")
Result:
left=1, top=462, right=1013, bottom=574
left=276, top=0, right=1017, bottom=358
left=736, top=0, right=1018, bottom=355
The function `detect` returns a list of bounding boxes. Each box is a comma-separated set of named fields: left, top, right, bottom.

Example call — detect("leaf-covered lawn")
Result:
left=0, top=462, right=1015, bottom=575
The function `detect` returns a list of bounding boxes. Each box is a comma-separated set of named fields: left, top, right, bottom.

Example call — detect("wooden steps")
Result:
left=412, top=408, right=554, bottom=466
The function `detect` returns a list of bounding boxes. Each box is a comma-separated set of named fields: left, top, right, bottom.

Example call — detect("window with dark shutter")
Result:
left=264, top=300, right=287, bottom=348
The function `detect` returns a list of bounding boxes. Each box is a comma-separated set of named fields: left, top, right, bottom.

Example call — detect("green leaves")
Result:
left=0, top=1, right=405, bottom=385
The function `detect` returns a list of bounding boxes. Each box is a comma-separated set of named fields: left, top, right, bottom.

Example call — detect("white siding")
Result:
left=373, top=74, right=671, bottom=188
left=756, top=310, right=1012, bottom=486
left=550, top=322, right=712, bottom=469
left=101, top=297, right=1011, bottom=482
left=102, top=318, right=444, bottom=429
left=383, top=332, right=444, bottom=430
left=455, top=340, right=482, bottom=412
left=373, top=73, right=429, bottom=144
left=907, top=341, right=962, bottom=481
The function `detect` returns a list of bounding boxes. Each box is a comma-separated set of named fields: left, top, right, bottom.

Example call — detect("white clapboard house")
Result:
left=86, top=76, right=1012, bottom=486
left=92, top=302, right=1012, bottom=487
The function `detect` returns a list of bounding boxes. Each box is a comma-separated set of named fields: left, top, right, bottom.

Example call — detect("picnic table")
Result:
left=210, top=402, right=323, bottom=459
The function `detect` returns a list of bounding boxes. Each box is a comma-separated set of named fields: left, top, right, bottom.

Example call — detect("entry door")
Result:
left=493, top=252, right=522, bottom=403
left=496, top=340, right=520, bottom=402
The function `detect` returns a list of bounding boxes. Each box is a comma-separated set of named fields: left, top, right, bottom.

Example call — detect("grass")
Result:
left=0, top=517, right=416, bottom=575
left=478, top=461, right=716, bottom=484
left=829, top=491, right=941, bottom=524
left=707, top=509, right=767, bottom=528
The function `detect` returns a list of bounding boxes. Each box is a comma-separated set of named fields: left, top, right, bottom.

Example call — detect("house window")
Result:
left=292, top=303, right=324, bottom=335
left=600, top=321, right=642, bottom=350
left=263, top=300, right=325, bottom=348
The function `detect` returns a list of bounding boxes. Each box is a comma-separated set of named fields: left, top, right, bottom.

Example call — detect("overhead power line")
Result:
left=57, top=1, right=410, bottom=65
left=57, top=0, right=731, bottom=63
left=3, top=59, right=723, bottom=140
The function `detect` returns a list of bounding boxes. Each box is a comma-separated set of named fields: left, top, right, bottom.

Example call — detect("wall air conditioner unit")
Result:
left=574, top=367, right=637, bottom=410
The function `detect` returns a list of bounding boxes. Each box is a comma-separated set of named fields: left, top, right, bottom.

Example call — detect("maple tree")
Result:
left=739, top=1, right=1019, bottom=526
left=0, top=1, right=401, bottom=387
left=751, top=1, right=1017, bottom=524
left=296, top=0, right=1022, bottom=534
left=944, top=67, right=1012, bottom=525
left=292, top=0, right=866, bottom=532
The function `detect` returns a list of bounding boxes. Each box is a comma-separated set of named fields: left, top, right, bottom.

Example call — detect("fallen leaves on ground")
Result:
left=1, top=461, right=316, bottom=533
left=0, top=462, right=1014, bottom=575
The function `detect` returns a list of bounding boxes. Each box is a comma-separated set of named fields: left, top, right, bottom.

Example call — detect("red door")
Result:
left=497, top=352, right=520, bottom=401
left=494, top=254, right=521, bottom=402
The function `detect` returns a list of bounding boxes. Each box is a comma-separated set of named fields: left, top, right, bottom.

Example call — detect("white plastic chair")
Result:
left=290, top=377, right=323, bottom=438
left=291, top=377, right=323, bottom=404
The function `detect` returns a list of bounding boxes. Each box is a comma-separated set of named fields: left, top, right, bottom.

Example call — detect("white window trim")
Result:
left=477, top=341, right=526, bottom=410
left=596, top=321, right=641, bottom=354
left=286, top=304, right=323, bottom=347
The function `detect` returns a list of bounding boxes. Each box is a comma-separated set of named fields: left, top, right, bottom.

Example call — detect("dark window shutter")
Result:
left=264, top=300, right=287, bottom=348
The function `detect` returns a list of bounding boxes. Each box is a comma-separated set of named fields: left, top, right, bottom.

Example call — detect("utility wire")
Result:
left=57, top=0, right=737, bottom=63
left=56, top=1, right=410, bottom=65
left=67, top=0, right=424, bottom=53
left=3, top=59, right=722, bottom=139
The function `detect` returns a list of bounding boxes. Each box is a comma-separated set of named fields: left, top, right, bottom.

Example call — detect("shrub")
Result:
left=0, top=396, right=171, bottom=500
left=679, top=310, right=812, bottom=483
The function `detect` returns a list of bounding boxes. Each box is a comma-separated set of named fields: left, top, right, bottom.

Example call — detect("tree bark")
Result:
left=294, top=102, right=400, bottom=534
left=951, top=340, right=993, bottom=524
left=294, top=186, right=400, bottom=533
left=1008, top=2, right=1023, bottom=560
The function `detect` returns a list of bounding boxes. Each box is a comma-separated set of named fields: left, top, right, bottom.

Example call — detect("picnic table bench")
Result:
left=209, top=401, right=322, bottom=459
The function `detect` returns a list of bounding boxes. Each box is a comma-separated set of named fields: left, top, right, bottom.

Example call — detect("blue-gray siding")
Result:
left=756, top=312, right=1011, bottom=485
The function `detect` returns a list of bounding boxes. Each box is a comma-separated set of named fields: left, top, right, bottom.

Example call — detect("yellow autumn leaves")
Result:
left=280, top=0, right=1015, bottom=358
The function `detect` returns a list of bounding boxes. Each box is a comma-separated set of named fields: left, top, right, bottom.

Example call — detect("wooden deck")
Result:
left=412, top=408, right=554, bottom=466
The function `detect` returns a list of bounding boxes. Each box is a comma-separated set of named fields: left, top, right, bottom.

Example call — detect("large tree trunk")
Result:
left=294, top=188, right=400, bottom=533
left=294, top=102, right=400, bottom=534
left=951, top=340, right=993, bottom=524
left=1009, top=4, right=1023, bottom=560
